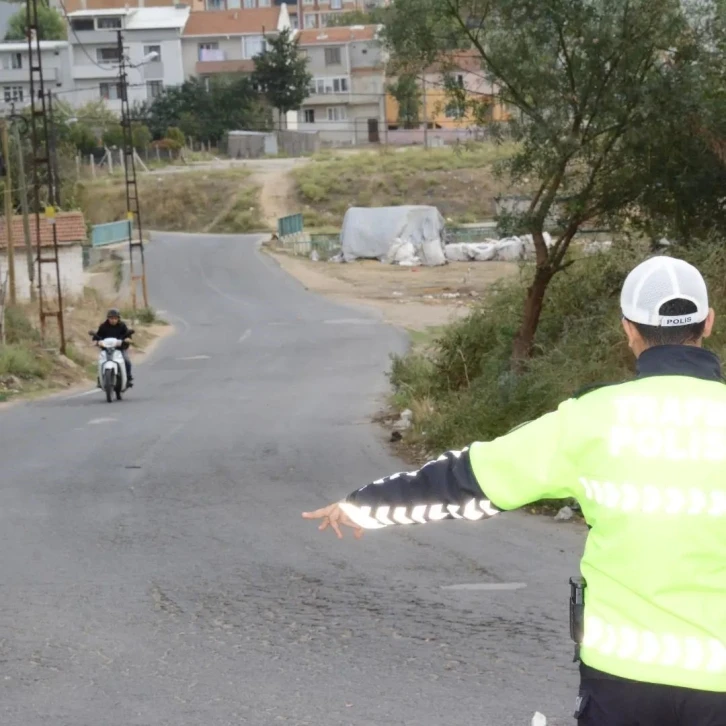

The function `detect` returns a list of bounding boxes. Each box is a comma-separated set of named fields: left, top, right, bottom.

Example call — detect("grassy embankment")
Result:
left=76, top=168, right=264, bottom=234
left=0, top=290, right=164, bottom=402
left=292, top=143, right=518, bottom=230
left=389, top=243, right=726, bottom=510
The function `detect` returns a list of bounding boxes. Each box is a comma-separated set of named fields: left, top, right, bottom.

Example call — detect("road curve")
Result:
left=0, top=232, right=584, bottom=726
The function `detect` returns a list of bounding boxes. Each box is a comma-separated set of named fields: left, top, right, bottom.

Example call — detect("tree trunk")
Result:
left=510, top=263, right=555, bottom=367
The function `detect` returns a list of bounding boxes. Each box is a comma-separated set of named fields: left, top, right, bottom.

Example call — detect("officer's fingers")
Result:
left=353, top=526, right=364, bottom=539
left=329, top=515, right=344, bottom=539
left=302, top=504, right=336, bottom=520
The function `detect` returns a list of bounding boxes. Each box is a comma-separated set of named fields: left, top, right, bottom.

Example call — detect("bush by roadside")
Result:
left=390, top=242, right=726, bottom=457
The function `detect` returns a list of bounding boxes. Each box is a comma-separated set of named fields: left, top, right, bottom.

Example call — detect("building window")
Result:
left=303, top=0, right=314, bottom=5
left=330, top=0, right=342, bottom=8
left=258, top=0, right=271, bottom=6
left=444, top=102, right=466, bottom=119
left=1, top=53, right=22, bottom=70
left=304, top=13, right=316, bottom=27
left=97, top=16, right=122, bottom=29
left=99, top=82, right=123, bottom=101
left=303, top=108, right=315, bottom=123
left=243, top=35, right=266, bottom=58
left=3, top=86, right=24, bottom=103
left=243, top=0, right=255, bottom=7
left=326, top=106, right=347, bottom=121
left=147, top=80, right=163, bottom=99
left=310, top=77, right=348, bottom=94
left=319, top=12, right=331, bottom=25
left=324, top=46, right=341, bottom=65
left=227, top=0, right=240, bottom=7
left=143, top=45, right=161, bottom=62
left=290, top=15, right=299, bottom=28
left=456, top=74, right=464, bottom=87
left=70, top=18, right=94, bottom=31
left=97, top=47, right=120, bottom=63
left=198, top=42, right=221, bottom=61
left=207, top=0, right=226, bottom=7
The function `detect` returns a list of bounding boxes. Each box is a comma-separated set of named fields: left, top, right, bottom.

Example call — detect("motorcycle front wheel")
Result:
left=104, top=369, right=114, bottom=403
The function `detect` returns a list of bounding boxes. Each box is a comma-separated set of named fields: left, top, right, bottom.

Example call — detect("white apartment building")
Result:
left=0, top=40, right=73, bottom=111
left=64, top=5, right=189, bottom=111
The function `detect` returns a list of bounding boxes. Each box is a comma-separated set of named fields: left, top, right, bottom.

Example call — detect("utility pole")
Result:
left=1, top=122, right=17, bottom=305
left=422, top=76, right=429, bottom=151
left=26, top=6, right=66, bottom=353
left=11, top=119, right=35, bottom=300
left=117, top=29, right=149, bottom=311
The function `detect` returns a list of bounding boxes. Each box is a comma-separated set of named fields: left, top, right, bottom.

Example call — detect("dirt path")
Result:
left=246, top=158, right=309, bottom=229
left=267, top=249, right=518, bottom=331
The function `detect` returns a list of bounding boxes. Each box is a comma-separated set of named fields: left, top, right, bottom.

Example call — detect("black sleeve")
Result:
left=119, top=322, right=131, bottom=339
left=340, top=448, right=501, bottom=529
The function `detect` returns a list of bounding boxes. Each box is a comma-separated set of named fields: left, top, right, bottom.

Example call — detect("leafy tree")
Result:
left=131, top=123, right=152, bottom=150
left=252, top=28, right=312, bottom=127
left=102, top=124, right=124, bottom=148
left=5, top=4, right=66, bottom=40
left=383, top=0, right=724, bottom=364
left=145, top=76, right=270, bottom=143
left=325, top=8, right=388, bottom=25
left=387, top=75, right=422, bottom=129
left=165, top=126, right=185, bottom=149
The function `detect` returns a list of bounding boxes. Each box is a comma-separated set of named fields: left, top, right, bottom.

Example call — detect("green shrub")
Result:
left=4, top=306, right=40, bottom=344
left=391, top=241, right=726, bottom=454
left=0, top=345, right=52, bottom=379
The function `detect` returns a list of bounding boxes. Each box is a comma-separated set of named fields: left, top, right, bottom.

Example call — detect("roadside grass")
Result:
left=0, top=287, right=164, bottom=401
left=76, top=168, right=264, bottom=233
left=293, top=142, right=518, bottom=228
left=388, top=241, right=726, bottom=507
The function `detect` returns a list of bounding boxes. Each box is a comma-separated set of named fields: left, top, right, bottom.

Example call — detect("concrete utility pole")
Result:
left=11, top=120, right=35, bottom=300
left=1, top=122, right=17, bottom=305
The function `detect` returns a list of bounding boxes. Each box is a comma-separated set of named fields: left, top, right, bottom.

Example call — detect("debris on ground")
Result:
left=554, top=505, right=574, bottom=521
left=532, top=713, right=547, bottom=726
left=392, top=408, right=413, bottom=431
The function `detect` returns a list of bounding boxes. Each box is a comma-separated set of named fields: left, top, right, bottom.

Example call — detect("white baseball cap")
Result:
left=620, top=256, right=709, bottom=327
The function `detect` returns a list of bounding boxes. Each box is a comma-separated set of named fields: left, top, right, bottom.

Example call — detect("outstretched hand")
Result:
left=302, top=502, right=364, bottom=540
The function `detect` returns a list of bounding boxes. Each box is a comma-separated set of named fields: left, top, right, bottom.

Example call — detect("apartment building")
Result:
left=52, top=0, right=205, bottom=13
left=64, top=5, right=189, bottom=110
left=298, top=0, right=361, bottom=30
left=0, top=41, right=73, bottom=111
left=181, top=6, right=290, bottom=80
left=296, top=25, right=386, bottom=145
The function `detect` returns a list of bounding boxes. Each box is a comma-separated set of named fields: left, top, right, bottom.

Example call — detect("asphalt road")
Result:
left=0, top=233, right=585, bottom=726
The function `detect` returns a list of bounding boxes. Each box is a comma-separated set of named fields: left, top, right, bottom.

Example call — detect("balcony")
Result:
left=72, top=63, right=119, bottom=80
left=142, top=61, right=164, bottom=80
left=304, top=90, right=351, bottom=106
left=71, top=29, right=119, bottom=46
left=0, top=66, right=60, bottom=83
left=195, top=58, right=254, bottom=75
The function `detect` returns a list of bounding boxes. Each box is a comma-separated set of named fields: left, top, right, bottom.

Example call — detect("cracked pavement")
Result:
left=0, top=233, right=585, bottom=725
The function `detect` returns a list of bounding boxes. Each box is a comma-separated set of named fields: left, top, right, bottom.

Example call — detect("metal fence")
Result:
left=91, top=220, right=131, bottom=248
left=277, top=214, right=304, bottom=238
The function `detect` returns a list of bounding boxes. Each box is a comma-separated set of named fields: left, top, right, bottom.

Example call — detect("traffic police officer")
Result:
left=303, top=256, right=726, bottom=725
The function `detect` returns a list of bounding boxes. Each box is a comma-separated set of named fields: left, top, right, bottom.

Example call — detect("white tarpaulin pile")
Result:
left=340, top=205, right=447, bottom=266
left=445, top=233, right=555, bottom=263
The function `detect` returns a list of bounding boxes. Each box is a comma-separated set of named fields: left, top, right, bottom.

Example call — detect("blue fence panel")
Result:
left=277, top=213, right=303, bottom=237
left=91, top=220, right=131, bottom=247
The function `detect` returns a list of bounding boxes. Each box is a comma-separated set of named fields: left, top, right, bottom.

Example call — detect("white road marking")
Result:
left=64, top=389, right=98, bottom=400
left=88, top=417, right=117, bottom=425
left=441, top=582, right=527, bottom=591
left=323, top=318, right=377, bottom=325
left=238, top=329, right=252, bottom=343
left=178, top=355, right=211, bottom=361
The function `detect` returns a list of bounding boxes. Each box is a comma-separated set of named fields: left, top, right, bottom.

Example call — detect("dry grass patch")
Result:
left=76, top=169, right=264, bottom=233
left=294, top=143, right=517, bottom=228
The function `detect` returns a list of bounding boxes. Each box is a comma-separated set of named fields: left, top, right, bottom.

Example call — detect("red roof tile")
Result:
left=297, top=25, right=378, bottom=46
left=183, top=8, right=280, bottom=36
left=0, top=211, right=86, bottom=249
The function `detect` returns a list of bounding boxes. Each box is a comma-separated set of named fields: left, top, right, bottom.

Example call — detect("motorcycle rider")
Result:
left=93, top=308, right=133, bottom=387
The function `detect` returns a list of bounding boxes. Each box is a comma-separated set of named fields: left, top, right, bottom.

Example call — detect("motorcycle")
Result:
left=88, top=329, right=134, bottom=403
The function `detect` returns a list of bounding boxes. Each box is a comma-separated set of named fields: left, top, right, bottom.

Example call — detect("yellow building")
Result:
left=385, top=52, right=509, bottom=130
